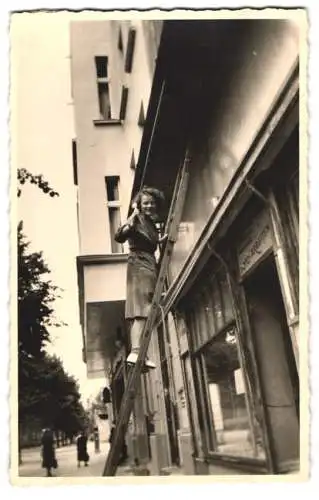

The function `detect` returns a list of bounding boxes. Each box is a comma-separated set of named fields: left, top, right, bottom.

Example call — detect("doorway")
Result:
left=244, top=255, right=299, bottom=473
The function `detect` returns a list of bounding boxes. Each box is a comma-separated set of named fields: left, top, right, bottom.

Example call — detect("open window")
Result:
left=105, top=176, right=123, bottom=253
left=95, top=56, right=112, bottom=120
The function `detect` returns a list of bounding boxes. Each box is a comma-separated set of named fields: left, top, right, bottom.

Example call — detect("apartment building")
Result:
left=70, top=19, right=161, bottom=375
left=73, top=16, right=306, bottom=476
left=70, top=19, right=164, bottom=460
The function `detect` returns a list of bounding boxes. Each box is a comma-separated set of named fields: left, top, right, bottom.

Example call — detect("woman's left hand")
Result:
left=158, top=233, right=168, bottom=244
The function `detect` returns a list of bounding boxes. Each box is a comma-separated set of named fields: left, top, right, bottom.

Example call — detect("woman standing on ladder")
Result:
left=115, top=186, right=166, bottom=368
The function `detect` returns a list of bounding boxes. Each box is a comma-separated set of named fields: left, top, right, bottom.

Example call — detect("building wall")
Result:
left=70, top=20, right=157, bottom=256
left=170, top=19, right=299, bottom=281
left=139, top=19, right=301, bottom=474
left=84, top=263, right=127, bottom=302
left=166, top=131, right=299, bottom=474
left=71, top=20, right=162, bottom=378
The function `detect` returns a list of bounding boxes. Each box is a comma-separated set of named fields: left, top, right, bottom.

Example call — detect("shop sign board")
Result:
left=237, top=210, right=273, bottom=278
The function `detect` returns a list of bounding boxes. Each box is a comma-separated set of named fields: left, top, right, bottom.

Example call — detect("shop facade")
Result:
left=170, top=129, right=300, bottom=474
left=128, top=18, right=304, bottom=474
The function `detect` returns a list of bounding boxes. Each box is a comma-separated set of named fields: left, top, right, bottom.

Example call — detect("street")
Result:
left=19, top=440, right=110, bottom=477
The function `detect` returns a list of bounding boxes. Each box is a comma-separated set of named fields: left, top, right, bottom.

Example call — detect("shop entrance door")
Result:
left=244, top=255, right=299, bottom=473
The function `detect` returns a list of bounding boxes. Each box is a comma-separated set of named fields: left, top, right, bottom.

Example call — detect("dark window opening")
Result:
left=130, top=150, right=136, bottom=170
left=138, top=101, right=145, bottom=126
left=95, top=56, right=108, bottom=78
left=118, top=28, right=123, bottom=52
left=105, top=176, right=119, bottom=202
left=119, top=86, right=129, bottom=120
left=72, top=139, right=78, bottom=186
left=125, top=28, right=136, bottom=73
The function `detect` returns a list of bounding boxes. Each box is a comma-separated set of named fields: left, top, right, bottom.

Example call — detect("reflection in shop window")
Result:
left=203, top=326, right=265, bottom=459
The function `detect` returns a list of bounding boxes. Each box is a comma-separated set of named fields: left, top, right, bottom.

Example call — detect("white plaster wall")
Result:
left=84, top=263, right=127, bottom=303
left=70, top=20, right=154, bottom=255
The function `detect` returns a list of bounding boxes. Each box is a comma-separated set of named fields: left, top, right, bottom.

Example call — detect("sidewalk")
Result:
left=115, top=462, right=185, bottom=477
left=18, top=441, right=110, bottom=477
left=18, top=441, right=185, bottom=478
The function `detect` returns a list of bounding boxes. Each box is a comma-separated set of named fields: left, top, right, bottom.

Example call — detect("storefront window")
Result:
left=201, top=326, right=265, bottom=458
left=189, top=266, right=235, bottom=351
left=275, top=170, right=299, bottom=309
left=195, top=297, right=210, bottom=346
left=211, top=277, right=224, bottom=332
left=184, top=263, right=266, bottom=460
left=219, top=273, right=234, bottom=324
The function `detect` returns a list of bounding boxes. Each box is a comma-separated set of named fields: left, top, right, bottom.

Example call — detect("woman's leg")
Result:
left=130, top=318, right=145, bottom=352
left=127, top=318, right=155, bottom=368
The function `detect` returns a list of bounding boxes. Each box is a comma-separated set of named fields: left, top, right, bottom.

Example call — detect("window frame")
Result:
left=184, top=262, right=267, bottom=461
left=105, top=176, right=123, bottom=254
left=95, top=56, right=112, bottom=121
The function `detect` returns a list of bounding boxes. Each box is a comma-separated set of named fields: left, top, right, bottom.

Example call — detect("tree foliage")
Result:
left=18, top=222, right=63, bottom=357
left=17, top=168, right=59, bottom=198
left=18, top=168, right=86, bottom=442
left=19, top=353, right=88, bottom=436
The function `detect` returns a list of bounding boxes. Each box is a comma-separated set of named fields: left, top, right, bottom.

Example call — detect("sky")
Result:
left=11, top=11, right=116, bottom=403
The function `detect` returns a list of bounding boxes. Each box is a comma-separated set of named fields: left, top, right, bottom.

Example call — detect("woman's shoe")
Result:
left=127, top=350, right=156, bottom=369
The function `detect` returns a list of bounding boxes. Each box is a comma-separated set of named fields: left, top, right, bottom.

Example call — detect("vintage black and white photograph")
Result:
left=10, top=8, right=307, bottom=483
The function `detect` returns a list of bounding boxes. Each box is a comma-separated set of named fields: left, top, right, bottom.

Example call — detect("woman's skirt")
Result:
left=125, top=250, right=157, bottom=319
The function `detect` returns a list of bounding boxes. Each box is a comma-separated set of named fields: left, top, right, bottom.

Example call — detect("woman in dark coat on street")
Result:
left=76, top=430, right=89, bottom=467
left=41, top=428, right=57, bottom=477
left=114, top=186, right=166, bottom=368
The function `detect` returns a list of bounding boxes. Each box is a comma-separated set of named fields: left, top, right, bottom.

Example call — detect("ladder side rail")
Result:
left=103, top=165, right=189, bottom=476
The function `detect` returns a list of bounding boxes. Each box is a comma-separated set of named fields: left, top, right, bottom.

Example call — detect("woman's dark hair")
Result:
left=132, top=186, right=165, bottom=214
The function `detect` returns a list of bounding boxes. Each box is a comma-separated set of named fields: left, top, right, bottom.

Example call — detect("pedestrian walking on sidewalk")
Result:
left=114, top=186, right=167, bottom=369
left=41, top=427, right=57, bottom=477
left=76, top=430, right=89, bottom=467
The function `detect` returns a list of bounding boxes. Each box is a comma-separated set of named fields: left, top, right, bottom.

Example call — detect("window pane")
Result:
left=98, top=83, right=111, bottom=120
left=109, top=208, right=123, bottom=253
left=184, top=357, right=202, bottom=455
left=211, top=277, right=224, bottom=331
left=203, top=326, right=265, bottom=458
left=196, top=297, right=209, bottom=346
left=95, top=56, right=108, bottom=78
left=158, top=324, right=166, bottom=362
left=202, top=287, right=216, bottom=339
left=188, top=309, right=201, bottom=351
left=218, top=272, right=234, bottom=324
left=106, top=176, right=120, bottom=201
